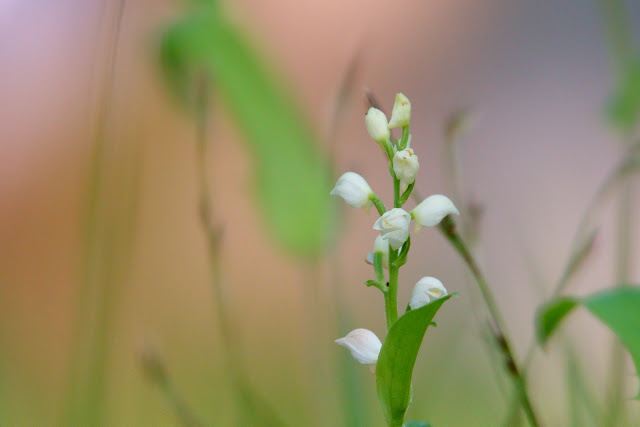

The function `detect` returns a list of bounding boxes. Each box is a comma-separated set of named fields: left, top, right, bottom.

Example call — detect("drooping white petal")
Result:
left=411, top=194, right=459, bottom=231
left=388, top=93, right=411, bottom=129
left=330, top=172, right=374, bottom=210
left=409, top=277, right=448, bottom=310
left=373, top=208, right=411, bottom=250
left=365, top=107, right=390, bottom=143
left=335, top=328, right=382, bottom=365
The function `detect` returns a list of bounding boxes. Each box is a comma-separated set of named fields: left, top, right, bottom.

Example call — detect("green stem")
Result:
left=384, top=249, right=400, bottom=330
left=605, top=178, right=634, bottom=426
left=194, top=78, right=285, bottom=427
left=370, top=194, right=387, bottom=216
left=63, top=1, right=127, bottom=424
left=439, top=216, right=540, bottom=427
left=397, top=126, right=410, bottom=151
left=393, top=176, right=400, bottom=208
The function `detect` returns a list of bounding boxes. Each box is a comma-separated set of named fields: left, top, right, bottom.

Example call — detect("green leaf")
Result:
left=536, top=286, right=640, bottom=397
left=404, top=422, right=432, bottom=427
left=159, top=7, right=334, bottom=256
left=376, top=295, right=453, bottom=426
left=607, top=58, right=640, bottom=132
left=536, top=297, right=579, bottom=344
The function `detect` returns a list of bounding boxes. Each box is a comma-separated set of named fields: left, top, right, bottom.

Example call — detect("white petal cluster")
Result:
left=388, top=93, right=411, bottom=129
left=335, top=329, right=382, bottom=365
left=411, top=195, right=459, bottom=231
left=373, top=208, right=411, bottom=250
left=409, top=277, right=448, bottom=310
left=330, top=172, right=374, bottom=211
left=365, top=107, right=390, bottom=143
left=393, top=148, right=419, bottom=192
left=366, top=234, right=390, bottom=269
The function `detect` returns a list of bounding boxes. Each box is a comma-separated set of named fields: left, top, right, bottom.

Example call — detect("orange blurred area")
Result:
left=1, top=0, right=639, bottom=425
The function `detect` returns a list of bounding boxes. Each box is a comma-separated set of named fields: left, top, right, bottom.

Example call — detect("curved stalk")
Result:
left=439, top=217, right=540, bottom=427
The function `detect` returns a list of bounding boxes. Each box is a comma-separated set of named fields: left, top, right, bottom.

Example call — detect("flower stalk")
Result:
left=438, top=216, right=540, bottom=427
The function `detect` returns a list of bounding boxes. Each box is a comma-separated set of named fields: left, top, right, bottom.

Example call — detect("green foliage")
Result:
left=536, top=297, right=579, bottom=344
left=376, top=295, right=453, bottom=426
left=159, top=5, right=334, bottom=256
left=536, top=286, right=640, bottom=397
left=404, top=422, right=432, bottom=427
left=607, top=58, right=640, bottom=133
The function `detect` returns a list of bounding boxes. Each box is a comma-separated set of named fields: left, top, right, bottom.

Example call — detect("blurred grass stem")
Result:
left=194, top=78, right=285, bottom=426
left=439, top=217, right=540, bottom=427
left=597, top=1, right=636, bottom=423
left=64, top=1, right=127, bottom=424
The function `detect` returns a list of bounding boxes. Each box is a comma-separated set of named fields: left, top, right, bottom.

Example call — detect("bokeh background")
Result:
left=1, top=0, right=640, bottom=425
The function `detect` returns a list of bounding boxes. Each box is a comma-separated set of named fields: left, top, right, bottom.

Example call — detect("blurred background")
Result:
left=1, top=0, right=640, bottom=425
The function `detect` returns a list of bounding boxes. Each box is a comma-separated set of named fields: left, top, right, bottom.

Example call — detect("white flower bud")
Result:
left=365, top=107, right=390, bottom=143
left=335, top=328, right=382, bottom=365
left=388, top=93, right=411, bottom=129
left=411, top=194, right=459, bottom=231
left=330, top=172, right=374, bottom=211
left=409, top=277, right=448, bottom=310
left=365, top=234, right=390, bottom=269
left=393, top=148, right=419, bottom=193
left=373, top=208, right=411, bottom=250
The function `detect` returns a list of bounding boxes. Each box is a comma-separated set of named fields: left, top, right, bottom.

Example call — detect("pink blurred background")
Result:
left=1, top=0, right=639, bottom=425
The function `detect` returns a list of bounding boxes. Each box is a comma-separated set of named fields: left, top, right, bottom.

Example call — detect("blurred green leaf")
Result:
left=536, top=286, right=640, bottom=397
left=159, top=6, right=334, bottom=256
left=607, top=58, right=640, bottom=133
left=536, top=297, right=579, bottom=344
left=404, top=422, right=432, bottom=427
left=376, top=295, right=453, bottom=426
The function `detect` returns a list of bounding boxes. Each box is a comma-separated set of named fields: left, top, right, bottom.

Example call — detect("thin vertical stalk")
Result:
left=385, top=250, right=400, bottom=329
left=193, top=79, right=285, bottom=426
left=605, top=179, right=634, bottom=426
left=597, top=1, right=636, bottom=423
left=439, top=217, right=540, bottom=427
left=63, top=1, right=126, bottom=424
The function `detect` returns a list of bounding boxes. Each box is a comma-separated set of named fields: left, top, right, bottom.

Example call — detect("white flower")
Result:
left=365, top=107, right=390, bottom=143
left=335, top=329, right=382, bottom=365
left=373, top=208, right=411, bottom=250
left=411, top=194, right=459, bottom=231
left=393, top=148, right=419, bottom=193
left=365, top=234, right=390, bottom=269
left=330, top=172, right=374, bottom=211
left=388, top=93, right=411, bottom=129
left=409, top=277, right=448, bottom=310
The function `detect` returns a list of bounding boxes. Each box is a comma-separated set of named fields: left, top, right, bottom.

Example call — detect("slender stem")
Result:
left=193, top=78, right=285, bottom=426
left=605, top=178, right=634, bottom=426
left=371, top=194, right=387, bottom=216
left=384, top=249, right=399, bottom=329
left=504, top=143, right=640, bottom=424
left=195, top=80, right=233, bottom=352
left=64, top=1, right=126, bottom=424
left=597, top=0, right=633, bottom=78
left=439, top=217, right=540, bottom=427
left=391, top=172, right=401, bottom=208
left=141, top=349, right=206, bottom=427
left=383, top=158, right=403, bottom=330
